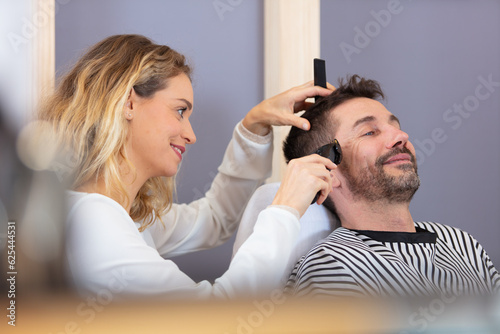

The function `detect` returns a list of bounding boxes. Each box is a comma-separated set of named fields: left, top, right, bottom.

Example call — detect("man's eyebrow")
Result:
left=352, top=116, right=376, bottom=130
left=352, top=114, right=401, bottom=130
left=177, top=98, right=193, bottom=110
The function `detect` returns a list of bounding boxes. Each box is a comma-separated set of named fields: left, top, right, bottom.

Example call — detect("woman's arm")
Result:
left=149, top=121, right=273, bottom=257
left=66, top=192, right=299, bottom=299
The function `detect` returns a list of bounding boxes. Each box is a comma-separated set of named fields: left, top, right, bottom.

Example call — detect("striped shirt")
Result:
left=285, top=222, right=500, bottom=297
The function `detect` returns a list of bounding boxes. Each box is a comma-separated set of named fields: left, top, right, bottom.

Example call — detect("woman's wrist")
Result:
left=241, top=108, right=272, bottom=136
left=238, top=120, right=272, bottom=144
left=267, top=205, right=300, bottom=221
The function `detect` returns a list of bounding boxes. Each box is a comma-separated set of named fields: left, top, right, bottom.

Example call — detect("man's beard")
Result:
left=340, top=147, right=420, bottom=204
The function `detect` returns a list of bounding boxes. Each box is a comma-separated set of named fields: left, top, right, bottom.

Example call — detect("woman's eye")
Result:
left=363, top=131, right=375, bottom=136
left=177, top=108, right=187, bottom=119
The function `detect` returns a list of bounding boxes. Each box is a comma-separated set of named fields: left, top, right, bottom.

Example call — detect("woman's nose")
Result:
left=183, top=120, right=196, bottom=144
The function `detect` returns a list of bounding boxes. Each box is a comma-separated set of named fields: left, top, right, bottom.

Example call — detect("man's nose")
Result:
left=387, top=128, right=409, bottom=149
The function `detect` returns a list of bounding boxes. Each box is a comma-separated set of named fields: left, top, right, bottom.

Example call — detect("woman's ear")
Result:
left=124, top=89, right=135, bottom=120
left=126, top=88, right=137, bottom=108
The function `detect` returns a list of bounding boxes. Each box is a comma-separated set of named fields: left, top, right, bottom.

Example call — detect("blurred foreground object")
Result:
left=8, top=294, right=500, bottom=333
left=0, top=100, right=68, bottom=302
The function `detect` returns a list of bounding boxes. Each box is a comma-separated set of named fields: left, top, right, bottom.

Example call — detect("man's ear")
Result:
left=331, top=169, right=341, bottom=189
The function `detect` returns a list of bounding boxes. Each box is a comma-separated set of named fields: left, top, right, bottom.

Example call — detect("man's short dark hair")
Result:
left=283, top=74, right=385, bottom=163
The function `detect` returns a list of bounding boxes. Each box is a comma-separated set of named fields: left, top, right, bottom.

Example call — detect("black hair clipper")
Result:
left=311, top=139, right=342, bottom=204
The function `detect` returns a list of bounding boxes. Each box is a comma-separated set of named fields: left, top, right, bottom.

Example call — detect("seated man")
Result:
left=283, top=75, right=500, bottom=298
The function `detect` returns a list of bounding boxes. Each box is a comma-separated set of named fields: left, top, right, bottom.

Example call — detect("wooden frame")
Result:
left=31, top=0, right=55, bottom=112
left=264, top=0, right=321, bottom=182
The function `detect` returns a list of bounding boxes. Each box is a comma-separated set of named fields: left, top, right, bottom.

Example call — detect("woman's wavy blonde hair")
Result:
left=39, top=34, right=191, bottom=231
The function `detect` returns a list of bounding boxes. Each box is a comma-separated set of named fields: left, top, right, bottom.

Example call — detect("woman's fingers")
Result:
left=272, top=155, right=337, bottom=217
left=289, top=85, right=333, bottom=108
left=242, top=81, right=336, bottom=135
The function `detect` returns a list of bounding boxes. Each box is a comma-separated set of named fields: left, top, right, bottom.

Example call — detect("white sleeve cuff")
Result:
left=237, top=121, right=272, bottom=145
left=267, top=205, right=301, bottom=221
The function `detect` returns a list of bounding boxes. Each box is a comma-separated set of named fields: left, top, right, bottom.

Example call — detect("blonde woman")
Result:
left=39, top=34, right=335, bottom=299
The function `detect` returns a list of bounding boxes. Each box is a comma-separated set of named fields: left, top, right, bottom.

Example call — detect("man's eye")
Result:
left=363, top=131, right=375, bottom=136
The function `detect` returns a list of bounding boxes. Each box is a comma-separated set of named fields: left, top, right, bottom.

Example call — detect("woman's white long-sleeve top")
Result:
left=66, top=122, right=300, bottom=299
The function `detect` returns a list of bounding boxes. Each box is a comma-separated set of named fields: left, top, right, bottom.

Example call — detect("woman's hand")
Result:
left=271, top=154, right=337, bottom=218
left=242, top=81, right=335, bottom=136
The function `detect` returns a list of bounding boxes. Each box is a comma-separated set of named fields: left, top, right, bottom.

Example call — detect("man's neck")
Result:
left=338, top=199, right=415, bottom=233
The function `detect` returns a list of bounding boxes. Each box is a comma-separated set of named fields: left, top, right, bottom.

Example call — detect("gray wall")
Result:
left=56, top=0, right=263, bottom=282
left=321, top=0, right=500, bottom=265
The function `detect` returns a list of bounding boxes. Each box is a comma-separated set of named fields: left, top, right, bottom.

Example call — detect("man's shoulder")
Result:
left=415, top=221, right=467, bottom=234
left=414, top=221, right=477, bottom=244
left=304, top=227, right=371, bottom=255
left=324, top=226, right=363, bottom=244
left=295, top=228, right=366, bottom=270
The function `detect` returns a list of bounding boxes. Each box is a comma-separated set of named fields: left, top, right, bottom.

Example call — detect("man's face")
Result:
left=332, top=97, right=420, bottom=203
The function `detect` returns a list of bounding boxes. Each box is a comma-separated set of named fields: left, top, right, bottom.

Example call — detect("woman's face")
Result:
left=125, top=73, right=196, bottom=181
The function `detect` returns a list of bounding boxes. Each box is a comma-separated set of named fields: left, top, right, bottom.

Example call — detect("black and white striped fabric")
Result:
left=286, top=222, right=500, bottom=297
